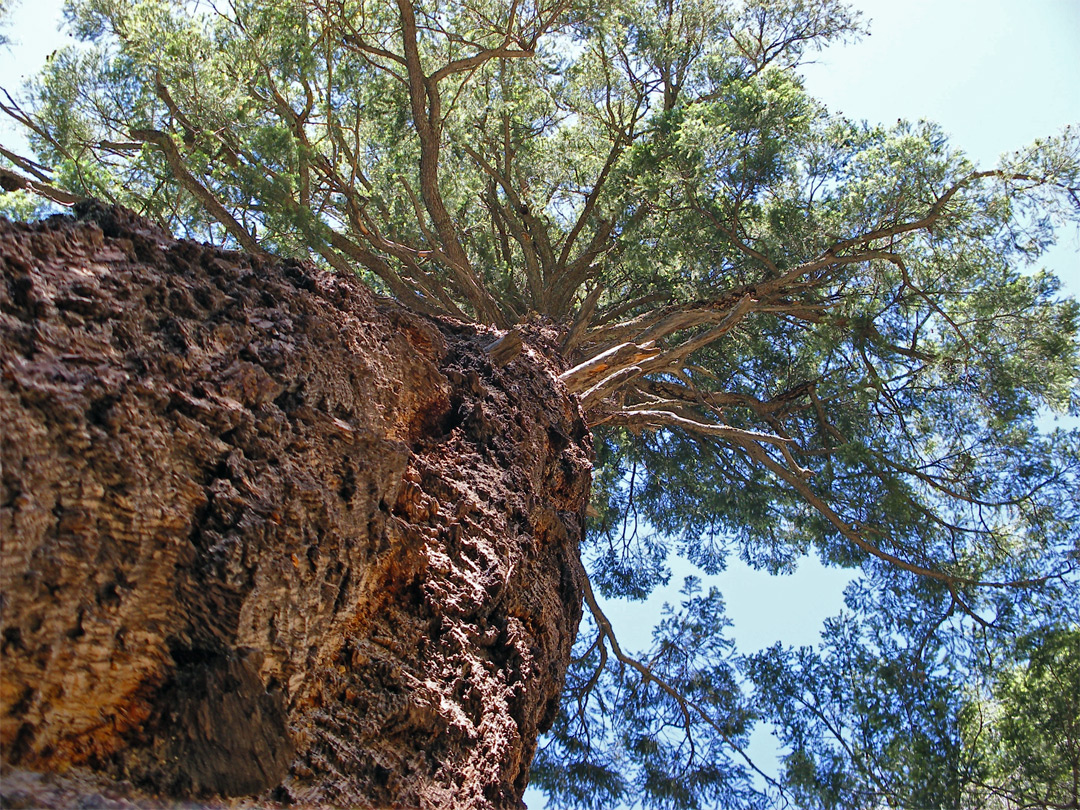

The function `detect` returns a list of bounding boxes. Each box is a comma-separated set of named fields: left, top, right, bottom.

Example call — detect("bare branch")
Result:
left=579, top=365, right=643, bottom=410
left=595, top=291, right=672, bottom=327
left=485, top=328, right=524, bottom=366
left=560, top=342, right=661, bottom=393
left=0, top=145, right=54, bottom=183
left=0, top=165, right=83, bottom=206
left=640, top=293, right=757, bottom=365
left=606, top=408, right=797, bottom=448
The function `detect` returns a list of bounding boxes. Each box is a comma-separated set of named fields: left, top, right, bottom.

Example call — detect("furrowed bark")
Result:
left=0, top=204, right=593, bottom=809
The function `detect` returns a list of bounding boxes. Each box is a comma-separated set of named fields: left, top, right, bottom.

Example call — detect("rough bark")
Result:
left=0, top=203, right=592, bottom=808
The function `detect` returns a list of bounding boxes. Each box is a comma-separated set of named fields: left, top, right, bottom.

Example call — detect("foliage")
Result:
left=0, top=0, right=13, bottom=47
left=534, top=579, right=763, bottom=810
left=960, top=624, right=1080, bottom=810
left=0, top=186, right=57, bottom=220
left=3, top=0, right=1080, bottom=806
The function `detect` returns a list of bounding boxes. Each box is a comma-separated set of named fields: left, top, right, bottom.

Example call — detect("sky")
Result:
left=2, top=0, right=1079, bottom=806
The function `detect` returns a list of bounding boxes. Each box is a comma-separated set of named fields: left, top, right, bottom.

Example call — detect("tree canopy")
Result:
left=2, top=0, right=1080, bottom=806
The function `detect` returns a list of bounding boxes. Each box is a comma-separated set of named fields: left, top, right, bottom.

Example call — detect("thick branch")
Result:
left=323, top=228, right=451, bottom=318
left=396, top=0, right=504, bottom=325
left=562, top=283, right=605, bottom=353
left=639, top=293, right=757, bottom=369
left=555, top=141, right=625, bottom=271
left=0, top=146, right=55, bottom=183
left=461, top=139, right=548, bottom=310
left=129, top=128, right=262, bottom=255
left=0, top=166, right=83, bottom=206
left=560, top=342, right=661, bottom=393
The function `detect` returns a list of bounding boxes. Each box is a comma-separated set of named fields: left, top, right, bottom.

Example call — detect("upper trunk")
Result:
left=0, top=203, right=593, bottom=809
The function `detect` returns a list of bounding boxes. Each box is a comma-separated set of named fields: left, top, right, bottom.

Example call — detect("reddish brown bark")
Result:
left=0, top=203, right=592, bottom=808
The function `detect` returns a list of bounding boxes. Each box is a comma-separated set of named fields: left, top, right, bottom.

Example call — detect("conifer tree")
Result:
left=3, top=0, right=1079, bottom=805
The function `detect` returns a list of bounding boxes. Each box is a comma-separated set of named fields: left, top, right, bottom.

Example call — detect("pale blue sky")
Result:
left=2, top=0, right=1078, bottom=804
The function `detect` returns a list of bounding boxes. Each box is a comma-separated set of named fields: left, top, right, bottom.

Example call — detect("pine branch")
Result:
left=580, top=574, right=789, bottom=800
left=129, top=128, right=263, bottom=255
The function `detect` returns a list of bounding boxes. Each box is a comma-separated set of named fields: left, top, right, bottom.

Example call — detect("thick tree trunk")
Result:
left=0, top=204, right=592, bottom=808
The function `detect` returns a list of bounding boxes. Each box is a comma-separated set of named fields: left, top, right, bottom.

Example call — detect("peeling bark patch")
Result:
left=1, top=204, right=592, bottom=809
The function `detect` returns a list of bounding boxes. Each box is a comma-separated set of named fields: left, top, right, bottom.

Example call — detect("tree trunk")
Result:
left=0, top=203, right=592, bottom=809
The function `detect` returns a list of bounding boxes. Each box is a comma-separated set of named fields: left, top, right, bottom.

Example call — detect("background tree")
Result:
left=2, top=0, right=1080, bottom=806
left=958, top=625, right=1080, bottom=810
